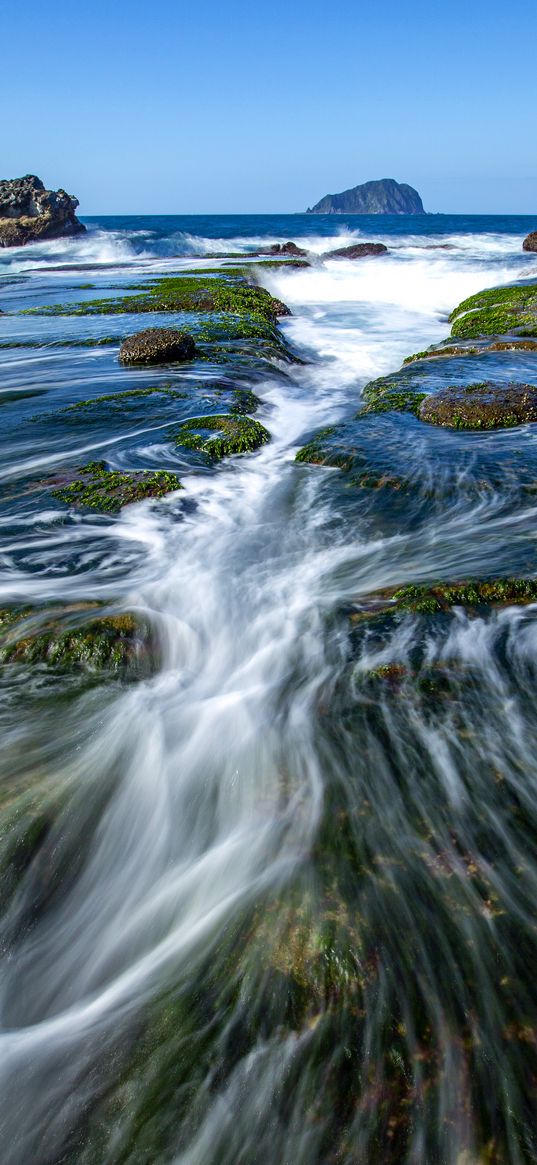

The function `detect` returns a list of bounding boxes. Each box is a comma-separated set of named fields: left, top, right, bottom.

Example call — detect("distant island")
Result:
left=306, top=178, right=425, bottom=215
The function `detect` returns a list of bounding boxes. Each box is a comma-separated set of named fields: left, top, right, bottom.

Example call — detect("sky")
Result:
left=2, top=0, right=536, bottom=215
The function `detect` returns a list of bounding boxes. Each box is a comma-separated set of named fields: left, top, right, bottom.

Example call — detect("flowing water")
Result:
left=1, top=214, right=537, bottom=1164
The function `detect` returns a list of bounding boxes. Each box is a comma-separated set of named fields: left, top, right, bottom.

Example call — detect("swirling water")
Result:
left=1, top=214, right=537, bottom=1164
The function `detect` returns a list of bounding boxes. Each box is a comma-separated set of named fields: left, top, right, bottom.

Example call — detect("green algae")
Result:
left=295, top=427, right=337, bottom=464
left=449, top=283, right=537, bottom=339
left=419, top=381, right=537, bottom=430
left=51, top=461, right=183, bottom=512
left=66, top=386, right=188, bottom=411
left=173, top=414, right=270, bottom=461
left=392, top=578, right=537, bottom=614
left=21, top=273, right=290, bottom=322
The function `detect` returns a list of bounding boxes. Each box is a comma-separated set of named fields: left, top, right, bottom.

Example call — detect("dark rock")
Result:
left=419, top=381, right=537, bottom=430
left=307, top=178, right=424, bottom=215
left=523, top=231, right=537, bottom=252
left=323, top=242, right=388, bottom=260
left=119, top=328, right=196, bottom=365
left=258, top=241, right=309, bottom=257
left=0, top=175, right=85, bottom=247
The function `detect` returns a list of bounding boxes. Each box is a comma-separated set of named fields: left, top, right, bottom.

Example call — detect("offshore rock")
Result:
left=307, top=178, right=424, bottom=215
left=0, top=175, right=86, bottom=247
left=523, top=231, right=537, bottom=252
left=259, top=241, right=309, bottom=257
left=323, top=242, right=388, bottom=259
left=119, top=328, right=196, bottom=365
left=419, top=381, right=537, bottom=430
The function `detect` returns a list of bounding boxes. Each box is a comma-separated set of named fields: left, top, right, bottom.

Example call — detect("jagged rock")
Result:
left=323, top=242, right=388, bottom=259
left=523, top=231, right=537, bottom=252
left=119, top=328, right=196, bottom=365
left=307, top=178, right=424, bottom=215
left=0, top=175, right=85, bottom=247
left=419, top=382, right=537, bottom=430
left=258, top=241, right=309, bottom=257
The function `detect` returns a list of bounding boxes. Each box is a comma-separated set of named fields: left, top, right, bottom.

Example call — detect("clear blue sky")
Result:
left=2, top=0, right=536, bottom=214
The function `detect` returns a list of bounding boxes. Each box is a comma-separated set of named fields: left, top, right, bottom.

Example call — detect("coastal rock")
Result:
left=523, top=231, right=537, bottom=252
left=323, top=242, right=388, bottom=260
left=419, top=382, right=537, bottom=430
left=258, top=242, right=309, bottom=257
left=0, top=603, right=159, bottom=676
left=307, top=178, right=424, bottom=215
left=119, top=328, right=196, bottom=365
left=0, top=175, right=86, bottom=247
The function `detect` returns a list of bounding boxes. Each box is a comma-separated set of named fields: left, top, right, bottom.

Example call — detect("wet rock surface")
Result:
left=523, top=231, right=537, bottom=252
left=419, top=381, right=537, bottom=429
left=323, top=242, right=388, bottom=259
left=0, top=175, right=85, bottom=247
left=119, top=327, right=196, bottom=365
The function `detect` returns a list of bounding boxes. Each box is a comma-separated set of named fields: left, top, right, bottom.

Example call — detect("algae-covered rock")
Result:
left=323, top=242, right=388, bottom=259
left=173, top=414, right=270, bottom=461
left=50, top=461, right=183, bottom=512
left=419, top=381, right=537, bottom=430
left=523, top=232, right=537, bottom=252
left=24, top=273, right=291, bottom=321
left=351, top=578, right=537, bottom=622
left=0, top=604, right=158, bottom=675
left=449, top=283, right=537, bottom=339
left=118, top=328, right=196, bottom=365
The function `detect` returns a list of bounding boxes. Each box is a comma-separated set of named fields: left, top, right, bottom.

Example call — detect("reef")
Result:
left=49, top=461, right=183, bottom=512
left=118, top=328, right=196, bottom=365
left=0, top=175, right=85, bottom=247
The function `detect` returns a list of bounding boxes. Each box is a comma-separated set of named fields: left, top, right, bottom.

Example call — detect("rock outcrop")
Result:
left=523, top=231, right=537, bottom=252
left=0, top=175, right=86, bottom=247
left=307, top=178, right=424, bottom=215
left=419, top=382, right=537, bottom=430
left=119, top=328, right=196, bottom=365
left=323, top=242, right=388, bottom=259
left=258, top=242, right=309, bottom=257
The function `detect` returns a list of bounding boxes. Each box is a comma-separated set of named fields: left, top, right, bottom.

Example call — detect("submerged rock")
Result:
left=0, top=174, right=85, bottom=247
left=419, top=381, right=537, bottom=430
left=523, top=231, right=537, bottom=252
left=173, top=414, right=270, bottom=461
left=49, top=461, right=183, bottom=512
left=323, top=242, right=388, bottom=259
left=0, top=604, right=158, bottom=675
left=119, top=328, right=196, bottom=365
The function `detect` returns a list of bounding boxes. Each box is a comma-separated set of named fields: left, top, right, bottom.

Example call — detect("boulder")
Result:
left=523, top=231, right=537, bottom=252
left=419, top=382, right=537, bottom=430
left=0, top=175, right=85, bottom=247
left=323, top=242, right=388, bottom=260
left=258, top=241, right=309, bottom=257
left=119, top=328, right=196, bottom=365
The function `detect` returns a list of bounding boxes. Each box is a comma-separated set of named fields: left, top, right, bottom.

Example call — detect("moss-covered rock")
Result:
left=323, top=242, right=388, bottom=259
left=0, top=604, right=158, bottom=675
left=50, top=461, right=183, bottom=512
left=419, top=381, right=537, bottom=430
left=22, top=273, right=290, bottom=321
left=523, top=231, right=537, bottom=252
left=449, top=283, right=537, bottom=339
left=360, top=374, right=426, bottom=416
left=351, top=578, right=537, bottom=622
left=173, top=415, right=270, bottom=461
left=404, top=339, right=537, bottom=365
left=118, top=328, right=196, bottom=365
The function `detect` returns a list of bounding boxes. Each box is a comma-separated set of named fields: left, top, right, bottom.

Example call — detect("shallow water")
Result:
left=1, top=215, right=537, bottom=1164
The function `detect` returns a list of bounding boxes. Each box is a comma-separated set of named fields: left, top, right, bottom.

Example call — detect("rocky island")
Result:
left=307, top=177, right=424, bottom=214
left=0, top=174, right=86, bottom=247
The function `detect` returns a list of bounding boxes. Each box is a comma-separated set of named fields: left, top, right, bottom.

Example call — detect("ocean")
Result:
left=1, top=213, right=537, bottom=1164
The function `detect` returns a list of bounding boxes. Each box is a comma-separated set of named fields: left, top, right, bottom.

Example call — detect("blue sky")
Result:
left=2, top=0, right=536, bottom=214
